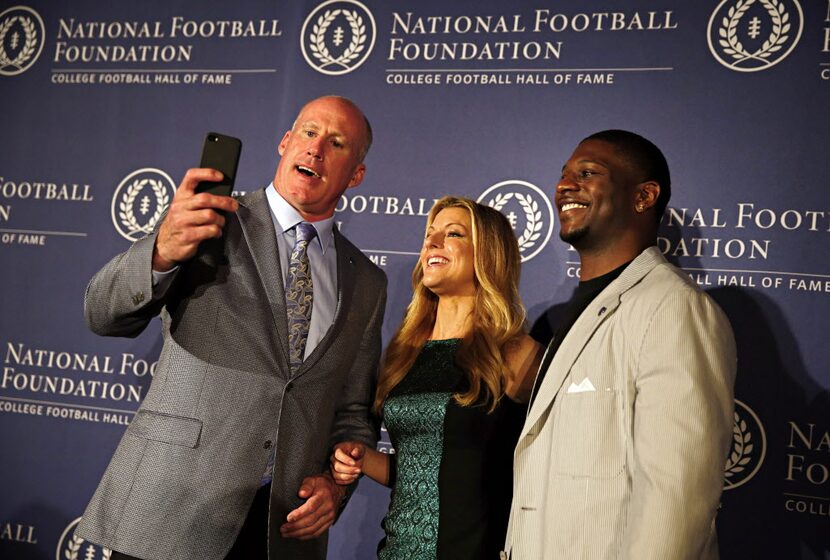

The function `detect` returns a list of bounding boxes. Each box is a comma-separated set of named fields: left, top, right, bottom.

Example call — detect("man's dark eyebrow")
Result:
left=576, top=158, right=607, bottom=166
left=561, top=159, right=609, bottom=172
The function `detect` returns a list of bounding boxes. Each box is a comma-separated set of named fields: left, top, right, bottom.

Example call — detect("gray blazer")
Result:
left=77, top=189, right=387, bottom=560
left=505, top=247, right=736, bottom=559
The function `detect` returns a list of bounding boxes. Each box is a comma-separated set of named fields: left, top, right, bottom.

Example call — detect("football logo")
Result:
left=478, top=180, right=554, bottom=263
left=707, top=0, right=803, bottom=72
left=301, top=0, right=376, bottom=75
left=0, top=6, right=45, bottom=76
left=111, top=168, right=176, bottom=242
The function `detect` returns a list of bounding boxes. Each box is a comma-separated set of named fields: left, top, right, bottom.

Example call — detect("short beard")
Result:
left=559, top=225, right=588, bottom=246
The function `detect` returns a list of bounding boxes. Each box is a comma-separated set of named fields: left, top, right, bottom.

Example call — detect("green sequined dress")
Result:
left=378, top=339, right=525, bottom=559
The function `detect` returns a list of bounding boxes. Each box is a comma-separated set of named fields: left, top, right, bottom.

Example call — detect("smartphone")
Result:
left=195, top=132, right=242, bottom=196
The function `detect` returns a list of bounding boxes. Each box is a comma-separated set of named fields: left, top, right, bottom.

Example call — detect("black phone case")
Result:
left=196, top=132, right=242, bottom=196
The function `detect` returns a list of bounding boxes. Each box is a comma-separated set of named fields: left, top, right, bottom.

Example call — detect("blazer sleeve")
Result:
left=324, top=269, right=386, bottom=518
left=327, top=271, right=387, bottom=451
left=84, top=232, right=171, bottom=338
left=621, top=286, right=737, bottom=558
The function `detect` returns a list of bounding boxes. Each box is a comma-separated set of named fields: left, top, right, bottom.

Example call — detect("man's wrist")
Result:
left=328, top=472, right=348, bottom=495
left=323, top=471, right=349, bottom=513
left=152, top=245, right=177, bottom=272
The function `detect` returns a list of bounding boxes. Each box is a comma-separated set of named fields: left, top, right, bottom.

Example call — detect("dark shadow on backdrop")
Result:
left=711, top=284, right=828, bottom=560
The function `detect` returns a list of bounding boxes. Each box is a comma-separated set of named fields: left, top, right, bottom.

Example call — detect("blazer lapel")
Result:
left=236, top=189, right=291, bottom=379
left=521, top=246, right=667, bottom=436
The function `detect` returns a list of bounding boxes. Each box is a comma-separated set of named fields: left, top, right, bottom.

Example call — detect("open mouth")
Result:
left=427, top=256, right=448, bottom=267
left=296, top=165, right=320, bottom=178
left=561, top=202, right=588, bottom=212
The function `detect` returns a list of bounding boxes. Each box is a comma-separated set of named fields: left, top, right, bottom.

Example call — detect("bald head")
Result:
left=294, top=96, right=373, bottom=161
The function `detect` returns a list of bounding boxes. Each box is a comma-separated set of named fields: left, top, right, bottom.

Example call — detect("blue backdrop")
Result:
left=1, top=1, right=828, bottom=558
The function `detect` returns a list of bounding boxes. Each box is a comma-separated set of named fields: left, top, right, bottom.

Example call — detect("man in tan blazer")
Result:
left=505, top=130, right=736, bottom=559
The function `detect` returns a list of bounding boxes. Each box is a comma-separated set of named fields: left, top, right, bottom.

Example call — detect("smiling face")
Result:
left=273, top=96, right=368, bottom=221
left=555, top=139, right=642, bottom=252
left=421, top=207, right=476, bottom=298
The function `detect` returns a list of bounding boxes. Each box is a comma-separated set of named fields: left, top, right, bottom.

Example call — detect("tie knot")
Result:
left=294, top=222, right=317, bottom=245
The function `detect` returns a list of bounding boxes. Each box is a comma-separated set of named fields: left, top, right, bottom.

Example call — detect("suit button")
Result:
left=263, top=440, right=272, bottom=449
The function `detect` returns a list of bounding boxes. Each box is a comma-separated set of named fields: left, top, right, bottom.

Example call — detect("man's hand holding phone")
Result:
left=152, top=168, right=239, bottom=272
left=152, top=132, right=243, bottom=272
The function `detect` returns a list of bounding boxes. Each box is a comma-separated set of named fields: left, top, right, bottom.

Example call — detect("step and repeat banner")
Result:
left=1, top=0, right=828, bottom=558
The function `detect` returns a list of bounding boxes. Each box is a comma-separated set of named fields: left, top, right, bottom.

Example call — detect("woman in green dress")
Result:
left=331, top=196, right=542, bottom=559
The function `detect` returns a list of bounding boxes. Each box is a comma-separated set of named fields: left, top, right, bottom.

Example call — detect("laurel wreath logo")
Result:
left=308, top=9, right=367, bottom=70
left=717, top=0, right=791, bottom=67
left=724, top=410, right=754, bottom=481
left=118, top=178, right=170, bottom=236
left=488, top=192, right=543, bottom=253
left=0, top=15, right=38, bottom=68
left=64, top=533, right=111, bottom=560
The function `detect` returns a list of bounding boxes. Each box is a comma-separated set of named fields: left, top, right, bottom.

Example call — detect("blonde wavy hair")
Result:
left=374, top=196, right=526, bottom=415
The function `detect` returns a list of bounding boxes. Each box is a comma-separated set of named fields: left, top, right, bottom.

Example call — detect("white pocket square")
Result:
left=566, top=378, right=596, bottom=393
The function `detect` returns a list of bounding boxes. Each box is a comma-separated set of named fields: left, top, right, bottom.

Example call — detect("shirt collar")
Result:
left=266, top=183, right=335, bottom=254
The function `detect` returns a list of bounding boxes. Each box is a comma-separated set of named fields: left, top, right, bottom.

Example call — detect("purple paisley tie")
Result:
left=285, top=222, right=317, bottom=373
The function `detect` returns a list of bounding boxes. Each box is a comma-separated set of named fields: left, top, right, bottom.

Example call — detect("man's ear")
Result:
left=347, top=163, right=366, bottom=189
left=635, top=180, right=660, bottom=212
left=277, top=131, right=291, bottom=157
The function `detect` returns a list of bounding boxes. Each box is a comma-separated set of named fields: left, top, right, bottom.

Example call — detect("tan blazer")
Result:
left=505, top=247, right=736, bottom=560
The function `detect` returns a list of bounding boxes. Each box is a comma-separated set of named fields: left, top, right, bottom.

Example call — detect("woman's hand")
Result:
left=330, top=441, right=366, bottom=485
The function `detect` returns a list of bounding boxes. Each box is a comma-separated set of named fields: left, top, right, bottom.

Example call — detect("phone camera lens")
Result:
left=209, top=135, right=218, bottom=142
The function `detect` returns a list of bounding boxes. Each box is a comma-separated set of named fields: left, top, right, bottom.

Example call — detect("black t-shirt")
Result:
left=529, top=261, right=631, bottom=407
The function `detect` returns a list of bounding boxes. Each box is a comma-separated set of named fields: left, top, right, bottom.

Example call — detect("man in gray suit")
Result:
left=77, top=96, right=387, bottom=560
left=505, top=130, right=736, bottom=559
